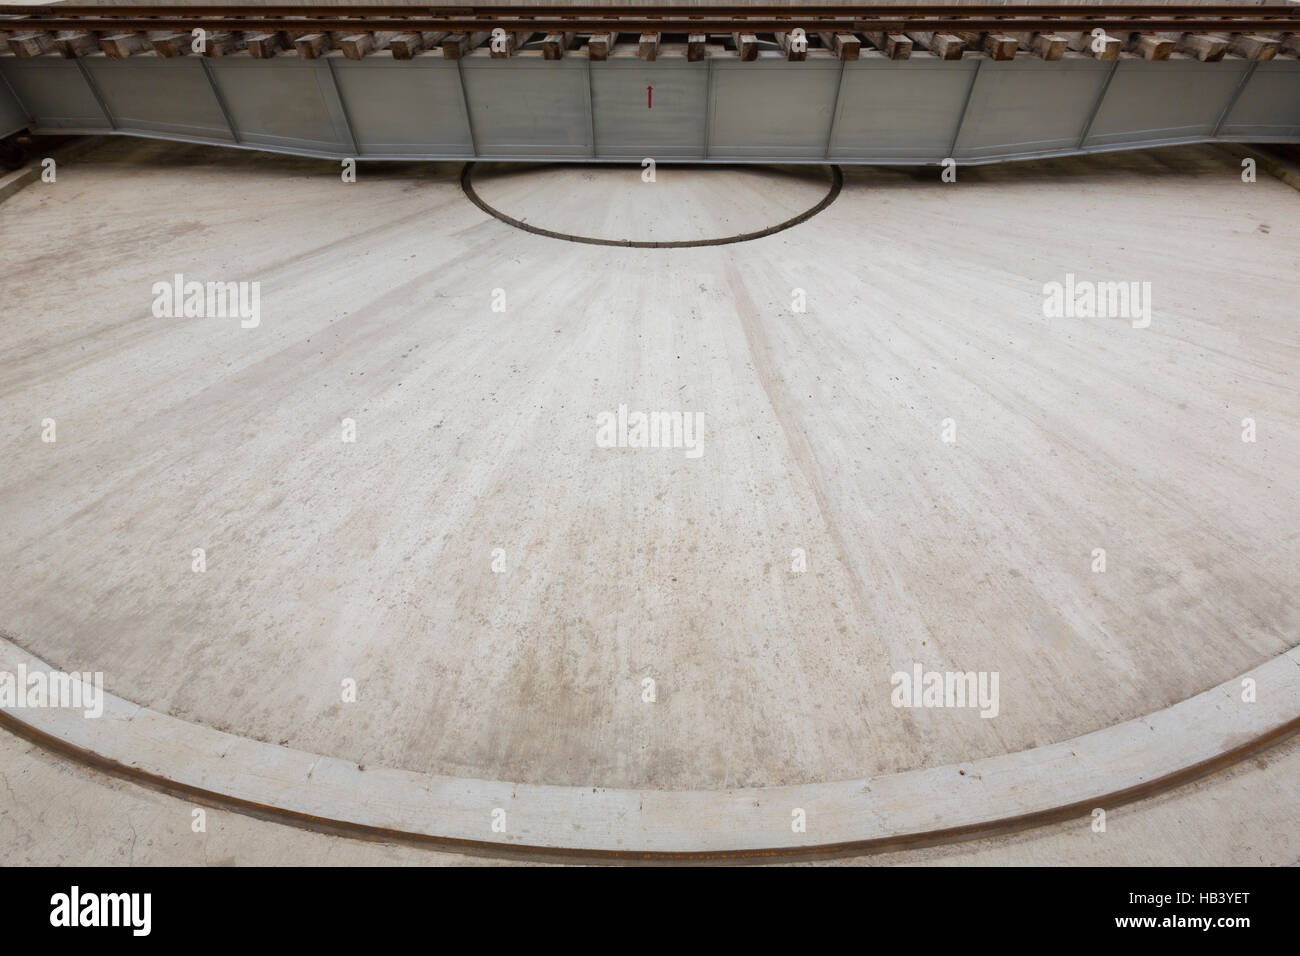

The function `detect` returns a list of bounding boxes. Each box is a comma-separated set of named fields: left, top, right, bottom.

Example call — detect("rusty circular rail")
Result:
left=460, top=162, right=843, bottom=249
left=2, top=693, right=1296, bottom=865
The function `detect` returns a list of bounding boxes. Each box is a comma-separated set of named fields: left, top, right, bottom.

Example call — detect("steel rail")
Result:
left=1, top=700, right=1296, bottom=865
left=11, top=4, right=1300, bottom=14
left=3, top=5, right=1299, bottom=33
left=5, top=17, right=1300, bottom=33
left=462, top=161, right=843, bottom=248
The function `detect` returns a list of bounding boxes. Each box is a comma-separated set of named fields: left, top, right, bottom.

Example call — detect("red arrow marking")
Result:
left=647, top=85, right=653, bottom=109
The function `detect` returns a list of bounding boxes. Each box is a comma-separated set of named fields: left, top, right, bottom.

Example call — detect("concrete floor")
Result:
left=0, top=138, right=1296, bottom=813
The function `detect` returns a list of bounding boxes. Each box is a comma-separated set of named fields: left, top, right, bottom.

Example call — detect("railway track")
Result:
left=2, top=5, right=1296, bottom=161
left=4, top=4, right=1300, bottom=34
left=3, top=4, right=1299, bottom=64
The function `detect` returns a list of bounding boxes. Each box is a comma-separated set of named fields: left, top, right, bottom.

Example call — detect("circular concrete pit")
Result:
left=0, top=137, right=1297, bottom=857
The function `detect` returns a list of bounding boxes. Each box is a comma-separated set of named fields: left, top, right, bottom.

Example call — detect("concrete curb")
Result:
left=1, top=636, right=1296, bottom=861
left=0, top=136, right=104, bottom=205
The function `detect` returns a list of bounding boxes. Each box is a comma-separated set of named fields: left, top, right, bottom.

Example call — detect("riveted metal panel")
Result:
left=1218, top=59, right=1300, bottom=142
left=0, top=55, right=109, bottom=132
left=591, top=57, right=707, bottom=160
left=460, top=54, right=592, bottom=159
left=830, top=56, right=975, bottom=163
left=709, top=55, right=841, bottom=160
left=4, top=50, right=1299, bottom=164
left=955, top=55, right=1112, bottom=162
left=205, top=56, right=353, bottom=155
left=0, top=69, right=27, bottom=138
left=84, top=55, right=233, bottom=143
left=1085, top=58, right=1250, bottom=149
left=330, top=55, right=473, bottom=157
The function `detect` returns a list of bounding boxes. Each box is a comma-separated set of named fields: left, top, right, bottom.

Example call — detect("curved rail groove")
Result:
left=1, top=635, right=1296, bottom=864
left=3, top=707, right=1297, bottom=864
left=461, top=162, right=843, bottom=248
